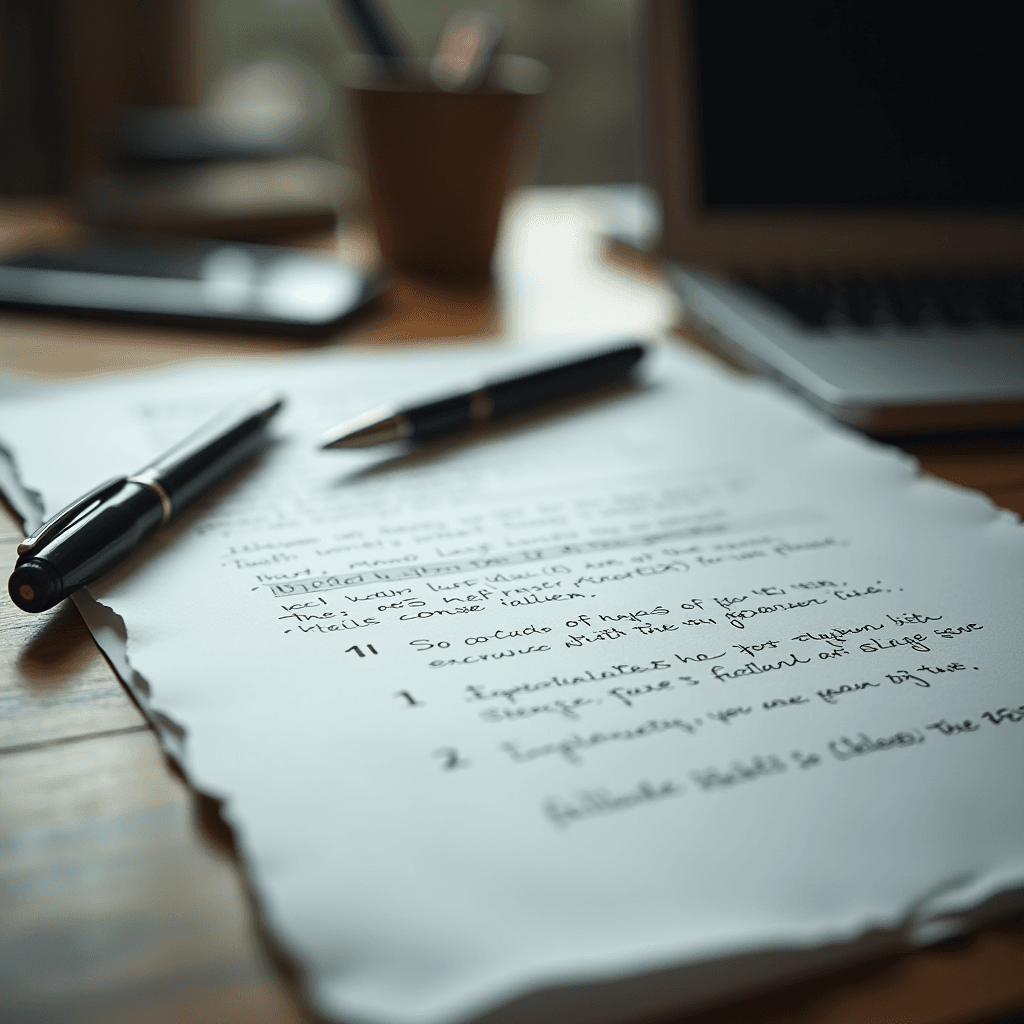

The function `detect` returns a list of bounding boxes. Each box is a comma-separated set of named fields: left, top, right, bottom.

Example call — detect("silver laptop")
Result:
left=644, top=0, right=1024, bottom=434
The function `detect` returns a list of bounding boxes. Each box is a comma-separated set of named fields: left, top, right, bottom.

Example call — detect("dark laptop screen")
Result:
left=692, top=1, right=1023, bottom=211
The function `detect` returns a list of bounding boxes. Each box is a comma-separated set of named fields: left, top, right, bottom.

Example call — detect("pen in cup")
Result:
left=331, top=0, right=410, bottom=78
left=430, top=8, right=504, bottom=91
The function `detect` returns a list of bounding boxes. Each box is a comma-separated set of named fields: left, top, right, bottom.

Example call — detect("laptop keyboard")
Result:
left=739, top=273, right=1024, bottom=330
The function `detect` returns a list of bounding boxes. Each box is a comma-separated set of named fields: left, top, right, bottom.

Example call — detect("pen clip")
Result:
left=17, top=476, right=127, bottom=557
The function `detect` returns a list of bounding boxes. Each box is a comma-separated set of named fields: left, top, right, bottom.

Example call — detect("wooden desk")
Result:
left=2, top=195, right=1023, bottom=1024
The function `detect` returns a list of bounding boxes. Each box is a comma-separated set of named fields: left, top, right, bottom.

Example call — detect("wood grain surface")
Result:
left=1, top=200, right=1022, bottom=1024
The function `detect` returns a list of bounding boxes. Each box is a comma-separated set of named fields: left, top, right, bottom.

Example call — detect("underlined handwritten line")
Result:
left=266, top=508, right=819, bottom=597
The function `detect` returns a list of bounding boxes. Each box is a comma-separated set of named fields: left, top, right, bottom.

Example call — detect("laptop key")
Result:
left=985, top=275, right=1024, bottom=324
left=936, top=278, right=984, bottom=326
left=878, top=276, right=927, bottom=326
left=834, top=277, right=878, bottom=327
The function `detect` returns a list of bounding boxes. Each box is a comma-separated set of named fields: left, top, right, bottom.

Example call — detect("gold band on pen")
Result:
left=128, top=472, right=172, bottom=525
left=392, top=412, right=415, bottom=439
left=468, top=389, right=495, bottom=424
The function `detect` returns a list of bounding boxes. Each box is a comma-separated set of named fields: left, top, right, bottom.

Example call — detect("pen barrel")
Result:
left=144, top=405, right=273, bottom=514
left=487, top=344, right=646, bottom=419
left=405, top=395, right=479, bottom=441
left=403, top=345, right=645, bottom=441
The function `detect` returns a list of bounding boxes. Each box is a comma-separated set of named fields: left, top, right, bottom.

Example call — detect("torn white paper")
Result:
left=1, top=340, right=1022, bottom=1024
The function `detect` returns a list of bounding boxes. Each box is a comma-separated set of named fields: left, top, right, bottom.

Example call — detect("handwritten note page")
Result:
left=1, top=342, right=1022, bottom=1024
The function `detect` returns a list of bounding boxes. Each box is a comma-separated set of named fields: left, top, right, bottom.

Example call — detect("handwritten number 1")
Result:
left=346, top=644, right=378, bottom=658
left=433, top=747, right=470, bottom=770
left=395, top=690, right=423, bottom=707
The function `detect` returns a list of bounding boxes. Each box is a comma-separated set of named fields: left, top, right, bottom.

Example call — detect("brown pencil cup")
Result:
left=345, top=55, right=547, bottom=286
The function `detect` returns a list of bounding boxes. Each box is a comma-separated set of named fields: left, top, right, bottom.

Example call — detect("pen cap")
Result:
left=8, top=480, right=165, bottom=612
left=8, top=559, right=63, bottom=612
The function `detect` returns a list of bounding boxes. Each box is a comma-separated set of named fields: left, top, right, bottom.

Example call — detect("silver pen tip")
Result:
left=321, top=407, right=405, bottom=449
left=255, top=392, right=285, bottom=420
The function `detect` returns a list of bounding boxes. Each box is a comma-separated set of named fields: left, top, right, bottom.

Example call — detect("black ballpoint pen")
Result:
left=321, top=343, right=646, bottom=449
left=8, top=393, right=283, bottom=613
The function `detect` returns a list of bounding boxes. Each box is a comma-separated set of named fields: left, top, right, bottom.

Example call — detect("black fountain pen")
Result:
left=8, top=393, right=283, bottom=613
left=321, top=343, right=646, bottom=448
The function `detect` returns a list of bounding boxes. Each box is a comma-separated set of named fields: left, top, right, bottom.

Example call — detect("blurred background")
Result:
left=0, top=0, right=641, bottom=234
left=203, top=0, right=639, bottom=183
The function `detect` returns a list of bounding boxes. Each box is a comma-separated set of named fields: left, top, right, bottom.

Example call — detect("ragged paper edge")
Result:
left=0, top=438, right=195, bottom=773
left=0, top=440, right=45, bottom=536
left=0, top=433, right=319, bottom=1005
left=438, top=882, right=1024, bottom=1024
left=312, top=860, right=1024, bottom=1024
left=71, top=592, right=191, bottom=769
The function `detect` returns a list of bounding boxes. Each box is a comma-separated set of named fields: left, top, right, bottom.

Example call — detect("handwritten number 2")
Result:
left=346, top=644, right=378, bottom=658
left=433, top=747, right=470, bottom=771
